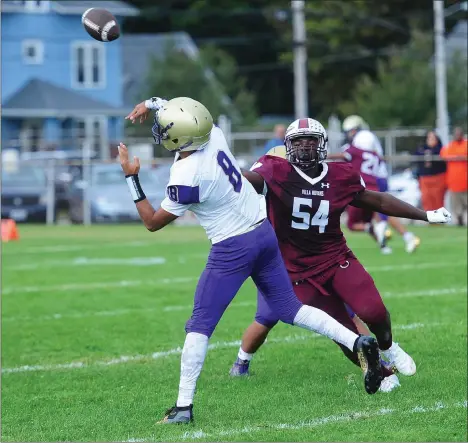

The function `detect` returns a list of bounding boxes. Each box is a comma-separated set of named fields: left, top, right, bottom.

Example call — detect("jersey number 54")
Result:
left=292, top=197, right=329, bottom=233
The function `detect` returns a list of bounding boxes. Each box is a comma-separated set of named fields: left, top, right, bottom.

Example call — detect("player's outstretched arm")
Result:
left=241, top=170, right=265, bottom=194
left=118, top=143, right=178, bottom=231
left=352, top=190, right=452, bottom=224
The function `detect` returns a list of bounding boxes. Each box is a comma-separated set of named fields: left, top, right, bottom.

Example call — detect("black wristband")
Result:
left=125, top=174, right=146, bottom=203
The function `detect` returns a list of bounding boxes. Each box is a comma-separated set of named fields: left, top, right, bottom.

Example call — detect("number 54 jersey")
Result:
left=251, top=154, right=365, bottom=281
left=161, top=126, right=266, bottom=244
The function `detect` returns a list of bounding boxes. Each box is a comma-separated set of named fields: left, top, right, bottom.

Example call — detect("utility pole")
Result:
left=433, top=0, right=450, bottom=144
left=292, top=0, right=308, bottom=119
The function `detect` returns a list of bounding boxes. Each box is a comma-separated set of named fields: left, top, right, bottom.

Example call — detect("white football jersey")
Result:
left=161, top=126, right=266, bottom=244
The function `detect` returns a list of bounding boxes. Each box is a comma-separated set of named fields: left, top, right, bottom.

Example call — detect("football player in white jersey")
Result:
left=119, top=97, right=386, bottom=424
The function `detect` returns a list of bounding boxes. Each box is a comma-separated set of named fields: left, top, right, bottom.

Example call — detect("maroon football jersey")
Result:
left=252, top=155, right=365, bottom=280
left=343, top=146, right=380, bottom=190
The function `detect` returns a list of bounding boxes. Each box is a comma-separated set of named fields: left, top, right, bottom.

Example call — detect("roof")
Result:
left=446, top=20, right=468, bottom=60
left=121, top=32, right=200, bottom=106
left=52, top=1, right=139, bottom=16
left=1, top=1, right=139, bottom=16
left=2, top=79, right=128, bottom=118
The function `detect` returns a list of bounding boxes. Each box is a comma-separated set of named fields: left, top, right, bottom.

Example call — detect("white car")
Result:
left=388, top=169, right=421, bottom=208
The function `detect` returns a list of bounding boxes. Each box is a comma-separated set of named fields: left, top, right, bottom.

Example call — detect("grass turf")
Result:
left=1, top=224, right=467, bottom=442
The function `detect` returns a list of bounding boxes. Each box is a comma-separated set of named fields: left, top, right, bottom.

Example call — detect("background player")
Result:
left=120, top=98, right=384, bottom=424
left=330, top=115, right=420, bottom=254
left=229, top=117, right=451, bottom=391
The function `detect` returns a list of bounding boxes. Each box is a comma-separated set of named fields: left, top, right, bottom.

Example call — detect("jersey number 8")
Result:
left=217, top=151, right=242, bottom=193
left=292, top=197, right=329, bottom=233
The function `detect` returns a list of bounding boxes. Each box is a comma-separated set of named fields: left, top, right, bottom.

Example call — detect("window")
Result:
left=22, top=40, right=44, bottom=65
left=17, top=1, right=50, bottom=12
left=71, top=42, right=106, bottom=89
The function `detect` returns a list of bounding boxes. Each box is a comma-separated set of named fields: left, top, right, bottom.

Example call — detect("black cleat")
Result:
left=354, top=336, right=383, bottom=394
left=157, top=405, right=193, bottom=424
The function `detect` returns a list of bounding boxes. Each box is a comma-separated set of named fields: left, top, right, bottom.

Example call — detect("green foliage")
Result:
left=142, top=43, right=257, bottom=126
left=338, top=31, right=468, bottom=128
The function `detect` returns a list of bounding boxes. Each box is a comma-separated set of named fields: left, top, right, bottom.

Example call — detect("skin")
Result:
left=119, top=102, right=195, bottom=232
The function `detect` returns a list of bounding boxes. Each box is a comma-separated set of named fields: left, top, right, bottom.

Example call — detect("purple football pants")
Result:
left=185, top=220, right=303, bottom=337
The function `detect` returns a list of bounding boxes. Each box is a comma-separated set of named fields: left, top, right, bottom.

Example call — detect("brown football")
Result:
left=82, top=8, right=120, bottom=42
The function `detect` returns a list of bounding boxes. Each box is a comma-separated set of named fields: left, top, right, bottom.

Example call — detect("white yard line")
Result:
left=3, top=261, right=465, bottom=296
left=366, top=261, right=467, bottom=272
left=1, top=322, right=452, bottom=375
left=7, top=256, right=167, bottom=271
left=138, top=400, right=466, bottom=442
left=1, top=276, right=199, bottom=295
left=2, top=287, right=465, bottom=323
left=3, top=234, right=466, bottom=256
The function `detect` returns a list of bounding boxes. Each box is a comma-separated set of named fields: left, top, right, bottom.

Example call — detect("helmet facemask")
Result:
left=286, top=133, right=328, bottom=171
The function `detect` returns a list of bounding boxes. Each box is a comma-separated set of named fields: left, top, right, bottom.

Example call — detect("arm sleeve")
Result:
left=160, top=163, right=201, bottom=217
left=144, top=97, right=168, bottom=111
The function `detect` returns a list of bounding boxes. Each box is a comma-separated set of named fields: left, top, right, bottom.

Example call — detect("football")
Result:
left=82, top=8, right=120, bottom=42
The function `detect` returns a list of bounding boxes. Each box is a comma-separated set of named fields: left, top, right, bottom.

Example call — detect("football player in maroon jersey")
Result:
left=230, top=117, right=451, bottom=392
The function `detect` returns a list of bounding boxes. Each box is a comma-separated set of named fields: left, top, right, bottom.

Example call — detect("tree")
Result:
left=123, top=0, right=464, bottom=118
left=129, top=43, right=257, bottom=136
left=337, top=31, right=468, bottom=129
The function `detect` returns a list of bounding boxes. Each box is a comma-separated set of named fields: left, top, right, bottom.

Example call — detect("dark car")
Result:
left=1, top=165, right=48, bottom=222
left=68, top=163, right=171, bottom=223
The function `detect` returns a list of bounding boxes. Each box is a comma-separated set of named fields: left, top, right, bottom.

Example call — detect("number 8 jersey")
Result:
left=252, top=153, right=365, bottom=281
left=161, top=125, right=266, bottom=244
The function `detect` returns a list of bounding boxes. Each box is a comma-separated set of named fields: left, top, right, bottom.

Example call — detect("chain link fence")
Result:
left=2, top=124, right=459, bottom=226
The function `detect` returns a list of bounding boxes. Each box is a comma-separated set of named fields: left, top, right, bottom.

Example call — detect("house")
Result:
left=121, top=32, right=200, bottom=109
left=121, top=32, right=238, bottom=125
left=1, top=0, right=139, bottom=159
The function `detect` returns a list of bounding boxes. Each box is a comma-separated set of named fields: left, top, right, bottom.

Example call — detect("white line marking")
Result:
left=366, top=261, right=467, bottom=272
left=2, top=288, right=465, bottom=323
left=3, top=259, right=465, bottom=295
left=1, top=322, right=453, bottom=374
left=149, top=400, right=465, bottom=442
left=3, top=234, right=465, bottom=257
left=8, top=256, right=167, bottom=271
left=2, top=276, right=198, bottom=295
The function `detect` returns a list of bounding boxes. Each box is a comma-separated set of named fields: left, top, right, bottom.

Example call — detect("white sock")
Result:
left=364, top=222, right=372, bottom=233
left=176, top=332, right=209, bottom=408
left=403, top=231, right=414, bottom=242
left=238, top=347, right=253, bottom=361
left=293, top=305, right=358, bottom=351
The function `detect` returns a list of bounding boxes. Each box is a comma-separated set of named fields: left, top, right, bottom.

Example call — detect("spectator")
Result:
left=263, top=124, right=286, bottom=153
left=440, top=127, right=468, bottom=226
left=414, top=130, right=446, bottom=211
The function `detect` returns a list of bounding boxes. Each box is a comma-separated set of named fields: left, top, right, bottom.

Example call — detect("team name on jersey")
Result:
left=302, top=189, right=324, bottom=196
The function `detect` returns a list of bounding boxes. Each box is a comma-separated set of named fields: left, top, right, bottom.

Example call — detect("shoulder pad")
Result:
left=266, top=145, right=287, bottom=159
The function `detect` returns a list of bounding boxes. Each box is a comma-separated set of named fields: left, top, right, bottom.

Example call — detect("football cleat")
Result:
left=229, top=358, right=250, bottom=376
left=381, top=342, right=416, bottom=376
left=157, top=405, right=193, bottom=424
left=374, top=221, right=388, bottom=248
left=379, top=374, right=400, bottom=393
left=405, top=235, right=421, bottom=254
left=354, top=336, right=383, bottom=394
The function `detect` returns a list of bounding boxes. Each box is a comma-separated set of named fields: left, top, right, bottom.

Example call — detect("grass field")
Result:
left=2, top=223, right=467, bottom=442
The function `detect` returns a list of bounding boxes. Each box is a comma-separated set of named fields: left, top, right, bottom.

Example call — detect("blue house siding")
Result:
left=1, top=1, right=137, bottom=158
left=1, top=13, right=123, bottom=107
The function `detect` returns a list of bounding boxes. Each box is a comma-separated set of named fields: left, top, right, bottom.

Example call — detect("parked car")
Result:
left=20, top=150, right=97, bottom=213
left=68, top=163, right=171, bottom=223
left=1, top=165, right=48, bottom=222
left=388, top=169, right=421, bottom=209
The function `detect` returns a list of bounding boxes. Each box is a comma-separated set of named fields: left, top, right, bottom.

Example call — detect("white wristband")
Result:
left=126, top=175, right=146, bottom=203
